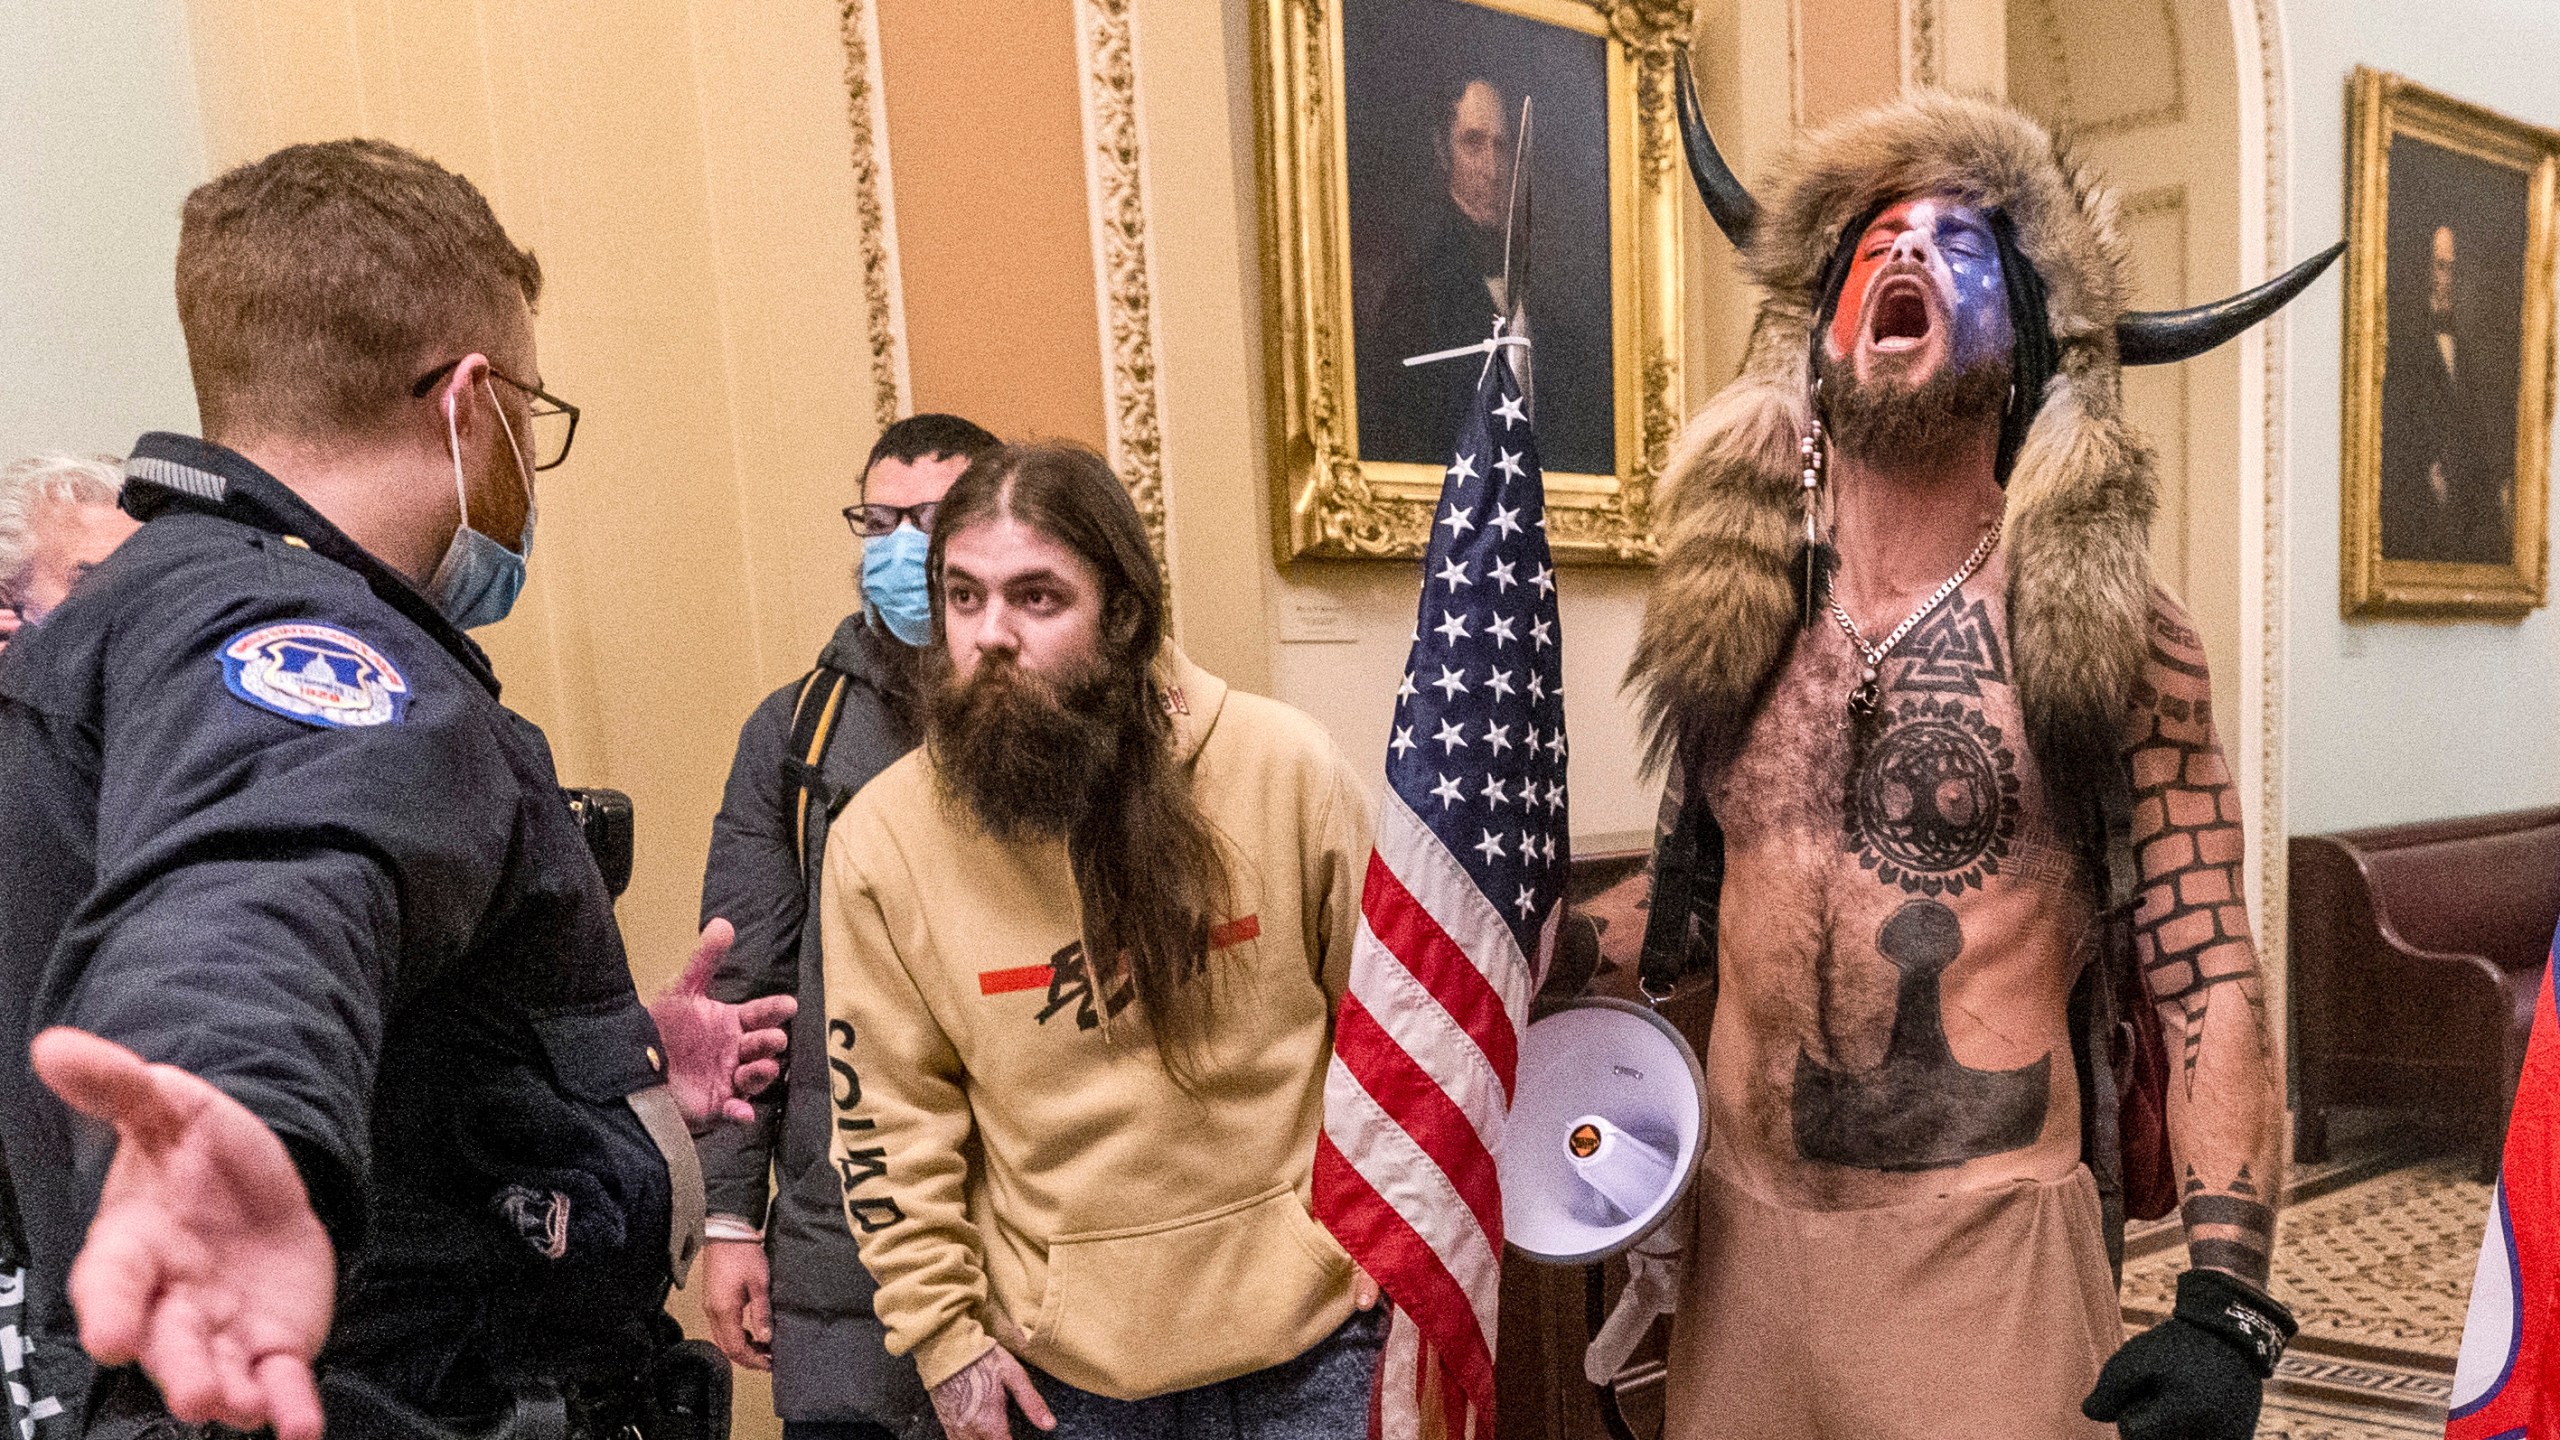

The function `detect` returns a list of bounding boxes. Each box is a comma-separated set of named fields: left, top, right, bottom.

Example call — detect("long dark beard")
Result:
left=922, top=645, right=1233, bottom=1085
left=923, top=651, right=1127, bottom=841
left=1826, top=355, right=2009, bottom=465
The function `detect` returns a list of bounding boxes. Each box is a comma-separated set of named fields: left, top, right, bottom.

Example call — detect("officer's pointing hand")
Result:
left=650, top=918, right=797, bottom=1126
left=30, top=1028, right=332, bottom=1440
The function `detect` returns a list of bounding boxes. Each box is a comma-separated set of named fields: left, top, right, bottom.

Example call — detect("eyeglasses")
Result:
left=844, top=501, right=939, bottom=538
left=409, top=360, right=581, bottom=471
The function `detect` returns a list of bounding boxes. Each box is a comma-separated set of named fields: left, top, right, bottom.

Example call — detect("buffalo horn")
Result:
left=1675, top=53, right=1758, bottom=249
left=2116, top=242, right=2345, bottom=365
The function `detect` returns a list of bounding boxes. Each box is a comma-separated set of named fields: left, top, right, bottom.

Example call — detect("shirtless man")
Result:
left=1626, top=88, right=2337, bottom=1440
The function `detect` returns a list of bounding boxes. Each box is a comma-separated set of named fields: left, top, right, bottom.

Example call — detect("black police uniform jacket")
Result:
left=0, top=435, right=679, bottom=1432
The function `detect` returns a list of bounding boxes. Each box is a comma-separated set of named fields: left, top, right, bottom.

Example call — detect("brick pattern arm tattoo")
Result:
left=2126, top=598, right=2284, bottom=1288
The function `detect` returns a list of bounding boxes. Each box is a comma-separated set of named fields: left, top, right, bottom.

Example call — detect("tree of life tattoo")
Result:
left=1841, top=601, right=2021, bottom=897
left=1843, top=698, right=2020, bottom=894
left=1793, top=898, right=2051, bottom=1170
left=2133, top=607, right=2277, bottom=1287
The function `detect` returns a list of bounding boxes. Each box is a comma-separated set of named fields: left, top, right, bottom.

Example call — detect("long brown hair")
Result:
left=929, top=444, right=1234, bottom=1081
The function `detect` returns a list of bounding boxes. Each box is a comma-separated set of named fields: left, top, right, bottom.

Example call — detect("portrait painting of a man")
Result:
left=1343, top=0, right=1617, bottom=478
left=2376, top=134, right=2530, bottom=566
left=2343, top=68, right=2558, bottom=617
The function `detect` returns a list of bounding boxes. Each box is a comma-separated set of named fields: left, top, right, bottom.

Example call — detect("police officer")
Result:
left=0, top=138, right=792, bottom=1439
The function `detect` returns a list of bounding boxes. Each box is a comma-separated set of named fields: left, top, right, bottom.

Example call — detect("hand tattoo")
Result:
left=932, top=1351, right=1004, bottom=1431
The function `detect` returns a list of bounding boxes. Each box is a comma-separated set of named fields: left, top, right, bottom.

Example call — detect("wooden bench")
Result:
left=2289, top=805, right=2560, bottom=1180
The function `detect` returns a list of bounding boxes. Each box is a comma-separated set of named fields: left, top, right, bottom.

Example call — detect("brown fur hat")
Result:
left=1626, top=89, right=2156, bottom=796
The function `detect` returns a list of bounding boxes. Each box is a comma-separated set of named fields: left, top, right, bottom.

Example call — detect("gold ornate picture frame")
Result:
left=2341, top=67, right=2560, bottom=618
left=1254, top=0, right=1689, bottom=565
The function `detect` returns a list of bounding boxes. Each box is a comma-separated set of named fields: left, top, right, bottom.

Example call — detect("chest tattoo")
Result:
left=1792, top=899, right=2051, bottom=1171
left=1842, top=694, right=2020, bottom=895
left=1892, top=595, right=2010, bottom=696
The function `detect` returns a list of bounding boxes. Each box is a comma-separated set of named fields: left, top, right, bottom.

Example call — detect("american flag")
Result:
left=1315, top=339, right=1567, bottom=1440
left=2449, top=936, right=2560, bottom=1438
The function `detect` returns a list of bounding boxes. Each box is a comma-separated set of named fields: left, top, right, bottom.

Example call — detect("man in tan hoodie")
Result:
left=821, top=444, right=1381, bottom=1440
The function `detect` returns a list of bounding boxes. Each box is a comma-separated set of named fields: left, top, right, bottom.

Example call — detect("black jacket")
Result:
left=694, top=614, right=934, bottom=1433
left=0, top=435, right=681, bottom=1432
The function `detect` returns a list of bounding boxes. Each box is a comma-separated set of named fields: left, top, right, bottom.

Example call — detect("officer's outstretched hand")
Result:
left=650, top=918, right=797, bottom=1127
left=30, top=1027, right=332, bottom=1440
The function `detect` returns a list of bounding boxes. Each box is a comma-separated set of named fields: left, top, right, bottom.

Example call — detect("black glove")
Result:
left=2082, top=1269, right=2297, bottom=1440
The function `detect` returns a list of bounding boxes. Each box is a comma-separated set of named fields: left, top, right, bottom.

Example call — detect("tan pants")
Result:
left=1664, top=1160, right=2124, bottom=1440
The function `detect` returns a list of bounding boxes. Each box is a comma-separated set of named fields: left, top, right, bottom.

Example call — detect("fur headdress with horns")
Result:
left=1627, top=87, right=2332, bottom=800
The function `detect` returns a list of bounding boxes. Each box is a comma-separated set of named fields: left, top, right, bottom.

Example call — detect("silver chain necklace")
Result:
left=1831, top=521, right=2003, bottom=718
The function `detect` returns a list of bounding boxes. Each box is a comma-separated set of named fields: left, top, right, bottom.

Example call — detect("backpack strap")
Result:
left=783, top=665, right=854, bottom=879
left=1637, top=759, right=1725, bottom=1001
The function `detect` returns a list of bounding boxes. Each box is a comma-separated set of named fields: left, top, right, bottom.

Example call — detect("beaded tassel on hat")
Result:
left=1799, top=413, right=1826, bottom=623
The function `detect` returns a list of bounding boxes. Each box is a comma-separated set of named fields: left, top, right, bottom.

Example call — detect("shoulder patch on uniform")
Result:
left=218, top=622, right=410, bottom=728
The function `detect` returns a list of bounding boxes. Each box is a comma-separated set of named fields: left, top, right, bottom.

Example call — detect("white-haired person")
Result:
left=0, top=453, right=137, bottom=655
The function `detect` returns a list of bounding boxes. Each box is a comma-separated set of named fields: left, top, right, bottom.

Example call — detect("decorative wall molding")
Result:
left=2007, top=0, right=2188, bottom=139
left=1073, top=0, right=1172, bottom=561
left=2244, top=0, right=2291, bottom=1005
left=836, top=0, right=911, bottom=429
left=1903, top=0, right=1945, bottom=89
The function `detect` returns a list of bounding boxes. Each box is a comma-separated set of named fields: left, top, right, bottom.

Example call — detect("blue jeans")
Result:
left=1021, top=1310, right=1384, bottom=1440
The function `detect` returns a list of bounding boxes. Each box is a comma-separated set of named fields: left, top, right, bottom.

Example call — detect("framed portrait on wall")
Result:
left=2341, top=67, right=2560, bottom=618
left=1254, top=0, right=1691, bottom=564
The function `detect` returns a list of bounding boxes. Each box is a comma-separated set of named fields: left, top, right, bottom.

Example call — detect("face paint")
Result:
left=1825, top=196, right=2013, bottom=377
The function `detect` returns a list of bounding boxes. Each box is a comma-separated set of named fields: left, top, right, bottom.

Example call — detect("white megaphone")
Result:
left=1499, top=997, right=1705, bottom=1398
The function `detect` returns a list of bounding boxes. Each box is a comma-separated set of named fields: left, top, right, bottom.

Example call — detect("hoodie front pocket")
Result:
left=1033, top=1181, right=1351, bottom=1400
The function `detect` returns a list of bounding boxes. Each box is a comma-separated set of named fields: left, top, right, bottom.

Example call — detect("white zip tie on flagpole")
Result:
left=1398, top=333, right=1533, bottom=368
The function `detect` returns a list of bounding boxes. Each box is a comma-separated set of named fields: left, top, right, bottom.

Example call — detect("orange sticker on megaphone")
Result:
left=1568, top=1122, right=1603, bottom=1158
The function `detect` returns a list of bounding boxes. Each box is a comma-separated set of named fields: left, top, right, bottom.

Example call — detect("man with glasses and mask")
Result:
left=693, top=412, right=997, bottom=1440
left=0, top=138, right=796, bottom=1440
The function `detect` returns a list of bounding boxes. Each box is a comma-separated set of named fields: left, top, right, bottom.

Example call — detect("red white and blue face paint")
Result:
left=1824, top=195, right=2014, bottom=380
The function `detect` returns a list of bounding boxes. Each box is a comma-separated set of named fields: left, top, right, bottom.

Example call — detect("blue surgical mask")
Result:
left=428, top=377, right=538, bottom=631
left=861, top=522, right=934, bottom=646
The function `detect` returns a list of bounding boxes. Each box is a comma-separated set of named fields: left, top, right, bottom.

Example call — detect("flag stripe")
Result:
left=1344, top=918, right=1507, bottom=1144
left=1322, top=1058, right=1502, bottom=1346
left=1374, top=791, right=1535, bottom=1045
left=1361, top=844, right=1519, bottom=1097
left=1376, top=1310, right=1420, bottom=1440
left=1314, top=1134, right=1497, bottom=1408
left=1332, top=992, right=1504, bottom=1248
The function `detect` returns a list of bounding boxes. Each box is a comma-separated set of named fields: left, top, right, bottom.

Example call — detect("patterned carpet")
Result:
left=2119, top=1138, right=2492, bottom=1439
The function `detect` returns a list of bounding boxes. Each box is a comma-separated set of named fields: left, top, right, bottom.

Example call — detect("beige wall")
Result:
left=1799, top=0, right=1903, bottom=126
left=878, top=0, right=1111, bottom=447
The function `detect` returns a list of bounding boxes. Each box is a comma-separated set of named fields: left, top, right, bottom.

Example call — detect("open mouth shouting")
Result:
left=1864, top=270, right=1940, bottom=356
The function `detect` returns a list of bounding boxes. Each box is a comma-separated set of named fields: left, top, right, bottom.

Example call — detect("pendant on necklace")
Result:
left=1848, top=665, right=1882, bottom=719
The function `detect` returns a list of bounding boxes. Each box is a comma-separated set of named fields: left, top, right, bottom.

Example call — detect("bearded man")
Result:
left=819, top=445, right=1381, bottom=1440
left=1625, top=87, right=2339, bottom=1440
